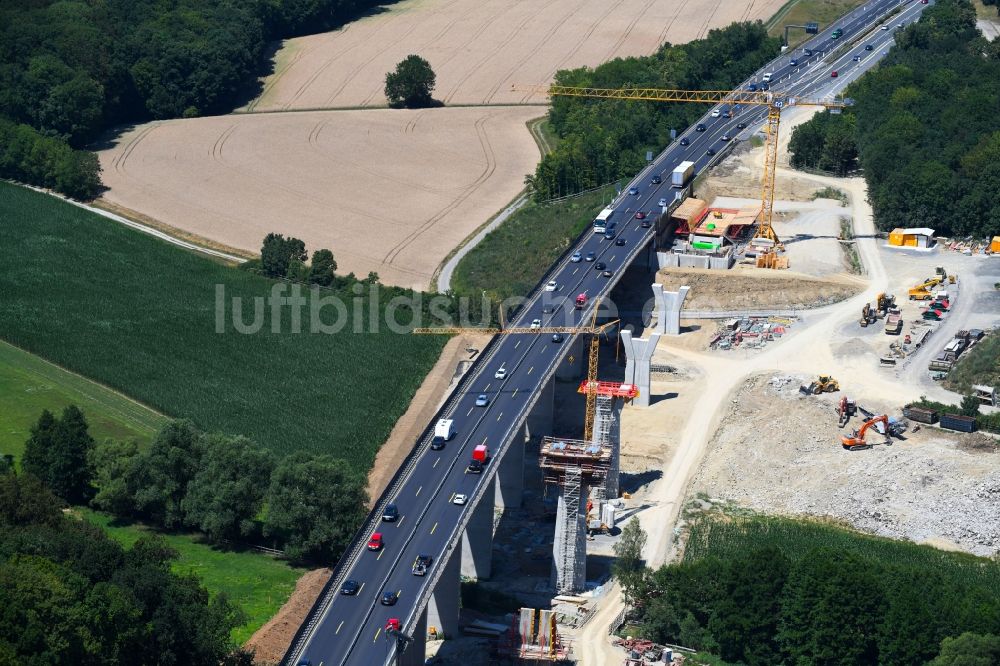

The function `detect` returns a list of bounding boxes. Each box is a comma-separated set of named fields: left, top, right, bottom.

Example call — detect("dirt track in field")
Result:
left=245, top=0, right=786, bottom=111
left=98, top=107, right=541, bottom=289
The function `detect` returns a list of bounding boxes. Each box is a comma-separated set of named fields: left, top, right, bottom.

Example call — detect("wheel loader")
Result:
left=800, top=375, right=840, bottom=395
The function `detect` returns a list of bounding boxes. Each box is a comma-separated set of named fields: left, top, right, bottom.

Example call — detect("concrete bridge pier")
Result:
left=525, top=376, right=554, bottom=440
left=461, top=475, right=495, bottom=580
left=398, top=609, right=427, bottom=666
left=426, top=545, right=461, bottom=640
left=555, top=335, right=586, bottom=380
left=495, top=423, right=525, bottom=509
left=621, top=329, right=660, bottom=408
left=651, top=283, right=690, bottom=335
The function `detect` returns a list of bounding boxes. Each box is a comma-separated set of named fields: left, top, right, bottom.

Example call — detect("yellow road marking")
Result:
left=497, top=412, right=503, bottom=421
left=431, top=522, right=438, bottom=534
left=374, top=628, right=381, bottom=642
left=528, top=366, right=534, bottom=374
left=512, top=389, right=518, bottom=398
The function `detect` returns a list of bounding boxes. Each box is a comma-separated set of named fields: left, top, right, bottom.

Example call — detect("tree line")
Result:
left=526, top=22, right=781, bottom=201
left=22, top=406, right=368, bottom=564
left=0, top=0, right=387, bottom=199
left=789, top=0, right=1000, bottom=238
left=613, top=518, right=1000, bottom=665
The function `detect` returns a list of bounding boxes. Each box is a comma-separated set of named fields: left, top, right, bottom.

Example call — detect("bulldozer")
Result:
left=800, top=375, right=840, bottom=395
left=859, top=303, right=877, bottom=327
left=837, top=395, right=857, bottom=427
left=841, top=414, right=889, bottom=450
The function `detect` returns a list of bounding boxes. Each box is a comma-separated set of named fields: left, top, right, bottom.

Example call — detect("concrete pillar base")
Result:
left=427, top=546, right=461, bottom=640
left=651, top=283, right=690, bottom=335
left=621, top=329, right=660, bottom=408
left=398, top=609, right=427, bottom=666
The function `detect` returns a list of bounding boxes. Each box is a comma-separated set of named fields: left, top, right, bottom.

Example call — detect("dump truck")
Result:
left=671, top=161, right=694, bottom=188
left=800, top=375, right=840, bottom=395
left=412, top=554, right=433, bottom=576
left=884, top=312, right=903, bottom=335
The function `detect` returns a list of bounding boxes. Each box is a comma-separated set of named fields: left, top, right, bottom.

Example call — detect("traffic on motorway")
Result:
left=290, top=1, right=930, bottom=664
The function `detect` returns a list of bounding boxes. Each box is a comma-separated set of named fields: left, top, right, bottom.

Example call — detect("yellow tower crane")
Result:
left=515, top=84, right=852, bottom=255
left=413, top=302, right=620, bottom=441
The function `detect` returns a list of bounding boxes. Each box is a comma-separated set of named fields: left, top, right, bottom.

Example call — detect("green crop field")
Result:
left=684, top=514, right=1000, bottom=594
left=81, top=509, right=306, bottom=644
left=0, top=340, right=166, bottom=464
left=0, top=182, right=446, bottom=472
left=451, top=186, right=615, bottom=301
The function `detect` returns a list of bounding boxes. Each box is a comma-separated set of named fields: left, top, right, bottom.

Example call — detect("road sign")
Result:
left=646, top=151, right=653, bottom=161
left=806, top=22, right=819, bottom=33
left=670, top=128, right=677, bottom=140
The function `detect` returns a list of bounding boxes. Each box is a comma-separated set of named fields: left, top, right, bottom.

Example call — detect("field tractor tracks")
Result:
left=656, top=0, right=693, bottom=47
left=112, top=124, right=159, bottom=174
left=696, top=0, right=725, bottom=39
left=603, top=0, right=658, bottom=62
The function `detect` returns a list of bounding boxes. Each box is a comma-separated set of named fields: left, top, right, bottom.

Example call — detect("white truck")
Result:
left=671, top=161, right=694, bottom=188
left=431, top=418, right=455, bottom=450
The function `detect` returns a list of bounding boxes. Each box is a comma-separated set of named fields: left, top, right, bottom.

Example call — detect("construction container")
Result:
left=903, top=406, right=938, bottom=424
left=888, top=227, right=935, bottom=248
left=940, top=413, right=976, bottom=433
left=990, top=236, right=1000, bottom=253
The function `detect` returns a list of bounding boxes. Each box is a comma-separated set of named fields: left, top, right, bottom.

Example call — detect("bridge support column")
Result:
left=461, top=476, right=494, bottom=580
left=555, top=335, right=585, bottom=380
left=525, top=377, right=554, bottom=440
left=651, top=283, right=690, bottom=335
left=399, top=609, right=427, bottom=666
left=427, top=545, right=461, bottom=640
left=621, top=329, right=660, bottom=408
left=495, top=424, right=525, bottom=509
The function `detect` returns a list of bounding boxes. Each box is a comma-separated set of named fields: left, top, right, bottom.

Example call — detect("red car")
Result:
left=367, top=532, right=383, bottom=551
left=634, top=211, right=646, bottom=220
left=831, top=70, right=838, bottom=77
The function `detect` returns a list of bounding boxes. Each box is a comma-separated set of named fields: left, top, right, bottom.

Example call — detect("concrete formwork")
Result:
left=426, top=546, right=461, bottom=640
left=461, top=475, right=495, bottom=579
left=621, top=329, right=660, bottom=408
left=651, top=283, right=690, bottom=336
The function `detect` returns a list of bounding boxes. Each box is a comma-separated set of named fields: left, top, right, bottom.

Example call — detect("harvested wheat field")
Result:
left=98, top=106, right=541, bottom=289
left=247, top=0, right=786, bottom=112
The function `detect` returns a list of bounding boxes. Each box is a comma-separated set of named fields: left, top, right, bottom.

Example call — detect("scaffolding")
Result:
left=552, top=467, right=586, bottom=594
left=593, top=394, right=620, bottom=501
left=497, top=608, right=573, bottom=662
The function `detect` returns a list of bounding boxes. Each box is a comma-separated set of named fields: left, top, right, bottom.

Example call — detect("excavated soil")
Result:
left=689, top=373, right=1000, bottom=556
left=244, top=568, right=332, bottom=665
left=656, top=267, right=860, bottom=310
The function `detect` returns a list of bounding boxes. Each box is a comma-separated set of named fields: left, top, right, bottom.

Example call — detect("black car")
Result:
left=382, top=504, right=399, bottom=522
left=865, top=44, right=873, bottom=51
left=543, top=304, right=556, bottom=314
left=641, top=219, right=652, bottom=229
left=804, top=48, right=813, bottom=56
left=552, top=333, right=564, bottom=343
left=381, top=591, right=398, bottom=606
left=706, top=148, right=716, bottom=156
left=680, top=137, right=690, bottom=146
left=595, top=262, right=606, bottom=271
left=651, top=175, right=662, bottom=184
left=615, top=237, right=626, bottom=246
left=695, top=123, right=706, bottom=132
left=736, top=122, right=746, bottom=130
left=467, top=459, right=483, bottom=474
left=341, top=579, right=361, bottom=596
left=760, top=82, right=769, bottom=91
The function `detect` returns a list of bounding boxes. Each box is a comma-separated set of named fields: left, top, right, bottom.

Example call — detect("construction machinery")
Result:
left=841, top=414, right=889, bottom=450
left=514, top=84, right=852, bottom=265
left=800, top=375, right=840, bottom=395
left=413, top=301, right=621, bottom=441
left=837, top=395, right=857, bottom=427
left=909, top=277, right=942, bottom=300
left=876, top=293, right=895, bottom=317
left=860, top=303, right=877, bottom=327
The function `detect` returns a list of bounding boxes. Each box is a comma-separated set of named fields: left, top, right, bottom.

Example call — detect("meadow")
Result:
left=0, top=340, right=166, bottom=464
left=82, top=509, right=306, bottom=644
left=0, top=182, right=446, bottom=473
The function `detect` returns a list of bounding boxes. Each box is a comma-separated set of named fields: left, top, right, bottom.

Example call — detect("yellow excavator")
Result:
left=800, top=375, right=840, bottom=395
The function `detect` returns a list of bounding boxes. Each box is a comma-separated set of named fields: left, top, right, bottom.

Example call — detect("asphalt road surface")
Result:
left=291, top=2, right=931, bottom=664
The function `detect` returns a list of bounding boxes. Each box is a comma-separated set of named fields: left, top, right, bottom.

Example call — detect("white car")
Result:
left=881, top=25, right=889, bottom=30
left=530, top=319, right=541, bottom=329
left=494, top=366, right=507, bottom=380
left=710, top=109, right=721, bottom=118
left=545, top=280, right=557, bottom=292
left=658, top=197, right=668, bottom=207
left=453, top=494, right=467, bottom=505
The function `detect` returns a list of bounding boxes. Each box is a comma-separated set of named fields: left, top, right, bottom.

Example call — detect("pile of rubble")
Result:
left=613, top=637, right=690, bottom=665
left=710, top=316, right=798, bottom=351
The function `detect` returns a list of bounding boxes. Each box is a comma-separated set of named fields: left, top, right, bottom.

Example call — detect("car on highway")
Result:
left=453, top=493, right=467, bottom=505
left=628, top=186, right=639, bottom=195
left=865, top=44, right=874, bottom=51
left=881, top=24, right=889, bottom=30
left=695, top=123, right=706, bottom=132
left=634, top=211, right=646, bottom=220
left=897, top=22, right=904, bottom=29
left=853, top=55, right=861, bottom=62
left=494, top=365, right=507, bottom=380
left=385, top=618, right=400, bottom=632
left=831, top=70, right=838, bottom=77
left=721, top=133, right=730, bottom=141
left=467, top=459, right=483, bottom=473
left=530, top=318, right=541, bottom=329
left=641, top=219, right=652, bottom=228
left=615, top=237, right=626, bottom=246
left=412, top=555, right=433, bottom=576
left=604, top=229, right=616, bottom=240
left=585, top=251, right=596, bottom=261
left=595, top=262, right=606, bottom=271
left=804, top=48, right=813, bottom=56
left=760, top=81, right=769, bottom=91
left=706, top=148, right=716, bottom=156
left=747, top=83, right=757, bottom=92
left=710, top=109, right=721, bottom=118
left=341, top=579, right=361, bottom=596
left=570, top=251, right=582, bottom=262
left=602, top=270, right=613, bottom=278
left=542, top=304, right=556, bottom=314
left=552, top=333, right=564, bottom=343
left=658, top=197, right=667, bottom=207
left=789, top=58, right=798, bottom=66
left=367, top=533, right=383, bottom=551
left=651, top=175, right=662, bottom=184
left=545, top=280, right=557, bottom=292
left=475, top=394, right=489, bottom=407
left=680, top=137, right=689, bottom=146
left=381, top=591, right=398, bottom=606
left=382, top=504, right=399, bottom=522
left=736, top=122, right=746, bottom=130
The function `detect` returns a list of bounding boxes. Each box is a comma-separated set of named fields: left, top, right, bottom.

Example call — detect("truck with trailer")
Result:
left=671, top=161, right=695, bottom=188
left=467, top=444, right=489, bottom=473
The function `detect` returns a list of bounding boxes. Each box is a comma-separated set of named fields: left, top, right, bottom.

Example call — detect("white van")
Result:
left=431, top=419, right=455, bottom=450
left=762, top=72, right=773, bottom=83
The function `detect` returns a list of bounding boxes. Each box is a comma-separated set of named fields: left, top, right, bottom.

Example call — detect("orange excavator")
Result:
left=841, top=415, right=889, bottom=450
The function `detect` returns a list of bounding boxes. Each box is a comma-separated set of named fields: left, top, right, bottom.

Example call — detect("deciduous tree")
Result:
left=385, top=55, right=437, bottom=108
